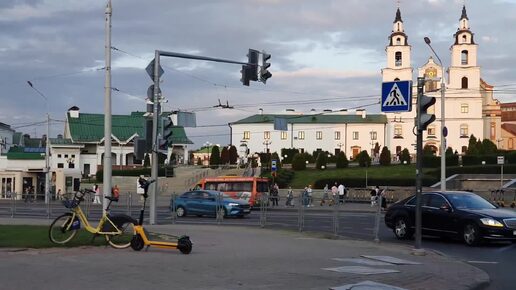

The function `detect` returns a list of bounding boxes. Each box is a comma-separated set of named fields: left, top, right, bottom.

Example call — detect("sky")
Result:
left=1, top=0, right=515, bottom=149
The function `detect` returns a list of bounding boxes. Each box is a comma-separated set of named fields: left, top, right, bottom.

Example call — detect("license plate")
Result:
left=513, top=230, right=516, bottom=236
left=244, top=209, right=250, bottom=213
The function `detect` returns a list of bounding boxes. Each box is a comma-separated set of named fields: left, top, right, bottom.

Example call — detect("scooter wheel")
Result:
left=130, top=234, right=145, bottom=251
left=177, top=236, right=192, bottom=255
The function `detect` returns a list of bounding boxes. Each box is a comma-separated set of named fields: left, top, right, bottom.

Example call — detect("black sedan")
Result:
left=385, top=191, right=516, bottom=246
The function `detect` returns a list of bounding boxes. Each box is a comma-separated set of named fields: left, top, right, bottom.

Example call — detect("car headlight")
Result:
left=227, top=203, right=239, bottom=207
left=480, top=218, right=504, bottom=227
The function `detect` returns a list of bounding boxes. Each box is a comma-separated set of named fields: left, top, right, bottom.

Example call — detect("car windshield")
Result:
left=446, top=193, right=496, bottom=210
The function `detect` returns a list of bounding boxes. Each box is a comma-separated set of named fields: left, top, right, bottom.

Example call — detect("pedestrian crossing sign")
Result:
left=381, top=80, right=412, bottom=112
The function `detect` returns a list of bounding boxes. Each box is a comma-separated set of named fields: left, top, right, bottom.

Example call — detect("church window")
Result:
left=462, top=35, right=467, bottom=43
left=509, top=139, right=514, bottom=150
left=461, top=104, right=469, bottom=113
left=427, top=126, right=436, bottom=137
left=396, top=37, right=401, bottom=45
left=461, top=50, right=468, bottom=65
left=395, top=52, right=402, bottom=67
left=460, top=124, right=468, bottom=137
left=394, top=78, right=400, bottom=81
left=394, top=125, right=403, bottom=138
left=461, top=77, right=468, bottom=89
left=490, top=122, right=496, bottom=140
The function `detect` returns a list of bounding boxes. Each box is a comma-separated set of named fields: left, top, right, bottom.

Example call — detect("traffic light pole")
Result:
left=414, top=77, right=426, bottom=255
left=148, top=49, right=270, bottom=224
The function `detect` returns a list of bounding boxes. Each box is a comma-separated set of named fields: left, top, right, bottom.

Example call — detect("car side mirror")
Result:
left=440, top=204, right=451, bottom=212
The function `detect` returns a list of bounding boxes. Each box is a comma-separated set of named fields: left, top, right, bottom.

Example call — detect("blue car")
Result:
left=170, top=190, right=251, bottom=218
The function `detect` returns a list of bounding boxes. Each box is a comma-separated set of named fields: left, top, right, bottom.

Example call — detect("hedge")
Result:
left=426, top=164, right=516, bottom=177
left=96, top=167, right=174, bottom=182
left=422, top=155, right=459, bottom=168
left=313, top=176, right=438, bottom=189
left=262, top=169, right=295, bottom=188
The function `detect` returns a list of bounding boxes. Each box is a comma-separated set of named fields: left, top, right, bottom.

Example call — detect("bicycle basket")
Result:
left=63, top=200, right=79, bottom=209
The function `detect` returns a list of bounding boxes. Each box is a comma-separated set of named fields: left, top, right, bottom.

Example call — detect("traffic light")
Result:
left=416, top=77, right=436, bottom=131
left=160, top=115, right=174, bottom=150
left=260, top=51, right=272, bottom=83
left=240, top=65, right=253, bottom=86
left=247, top=49, right=259, bottom=81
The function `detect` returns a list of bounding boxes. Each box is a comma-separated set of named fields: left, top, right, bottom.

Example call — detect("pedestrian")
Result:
left=285, top=186, right=294, bottom=206
left=330, top=182, right=338, bottom=206
left=306, top=185, right=313, bottom=207
left=380, top=189, right=387, bottom=211
left=370, top=186, right=380, bottom=206
left=57, top=189, right=63, bottom=200
left=271, top=183, right=279, bottom=206
left=338, top=183, right=345, bottom=204
left=24, top=187, right=31, bottom=203
left=320, top=184, right=329, bottom=206
left=112, top=185, right=120, bottom=199
left=93, top=184, right=101, bottom=204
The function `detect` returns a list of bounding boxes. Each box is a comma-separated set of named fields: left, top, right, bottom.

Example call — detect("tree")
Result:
left=336, top=151, right=349, bottom=168
left=379, top=146, right=391, bottom=166
left=467, top=135, right=478, bottom=155
left=357, top=150, right=371, bottom=167
left=291, top=153, right=307, bottom=170
left=482, top=139, right=497, bottom=154
left=445, top=147, right=454, bottom=156
left=228, top=145, right=238, bottom=164
left=209, top=146, right=221, bottom=168
left=400, top=148, right=411, bottom=164
left=220, top=146, right=230, bottom=164
left=315, top=151, right=328, bottom=169
left=423, top=145, right=435, bottom=156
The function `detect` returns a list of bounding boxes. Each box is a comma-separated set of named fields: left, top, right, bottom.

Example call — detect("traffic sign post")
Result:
left=381, top=80, right=412, bottom=113
left=498, top=156, right=505, bottom=189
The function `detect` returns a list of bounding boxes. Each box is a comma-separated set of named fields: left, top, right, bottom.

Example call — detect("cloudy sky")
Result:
left=1, top=0, right=515, bottom=148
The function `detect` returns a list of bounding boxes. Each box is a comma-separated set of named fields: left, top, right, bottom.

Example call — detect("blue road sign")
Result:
left=271, top=160, right=277, bottom=171
left=381, top=80, right=412, bottom=112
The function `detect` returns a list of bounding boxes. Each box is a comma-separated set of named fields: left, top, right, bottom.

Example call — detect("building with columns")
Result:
left=231, top=5, right=506, bottom=159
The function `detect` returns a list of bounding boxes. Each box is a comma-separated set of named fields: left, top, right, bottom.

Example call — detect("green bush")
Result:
left=379, top=146, right=391, bottom=166
left=336, top=151, right=349, bottom=168
left=356, top=150, right=371, bottom=167
left=313, top=176, right=438, bottom=188
left=315, top=152, right=328, bottom=169
left=263, top=169, right=295, bottom=188
left=461, top=155, right=498, bottom=166
left=292, top=153, right=307, bottom=170
left=400, top=148, right=411, bottom=165
left=423, top=155, right=440, bottom=168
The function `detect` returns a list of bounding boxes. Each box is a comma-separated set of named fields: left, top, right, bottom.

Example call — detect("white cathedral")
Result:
left=230, top=5, right=503, bottom=159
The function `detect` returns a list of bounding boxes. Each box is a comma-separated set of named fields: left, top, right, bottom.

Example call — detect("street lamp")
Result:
left=424, top=36, right=446, bottom=192
left=204, top=141, right=212, bottom=167
left=263, top=139, right=272, bottom=153
left=27, top=81, right=50, bottom=204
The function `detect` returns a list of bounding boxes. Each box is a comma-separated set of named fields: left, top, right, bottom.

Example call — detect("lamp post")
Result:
left=424, top=36, right=446, bottom=192
left=204, top=142, right=212, bottom=167
left=27, top=81, right=50, bottom=204
left=263, top=139, right=272, bottom=153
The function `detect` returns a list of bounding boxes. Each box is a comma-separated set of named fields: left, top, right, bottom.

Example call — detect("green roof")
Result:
left=49, top=138, right=75, bottom=145
left=6, top=147, right=45, bottom=160
left=67, top=112, right=192, bottom=145
left=231, top=114, right=388, bottom=125
left=23, top=138, right=42, bottom=148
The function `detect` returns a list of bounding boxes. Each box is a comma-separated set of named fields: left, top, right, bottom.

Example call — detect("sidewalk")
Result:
left=0, top=218, right=488, bottom=290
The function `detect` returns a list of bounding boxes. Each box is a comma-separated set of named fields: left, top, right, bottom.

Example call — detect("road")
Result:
left=1, top=201, right=514, bottom=289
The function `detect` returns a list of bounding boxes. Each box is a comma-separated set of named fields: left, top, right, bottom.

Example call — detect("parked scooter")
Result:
left=130, top=178, right=192, bottom=254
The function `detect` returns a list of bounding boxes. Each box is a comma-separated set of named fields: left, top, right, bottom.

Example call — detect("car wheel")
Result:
left=176, top=206, right=186, bottom=217
left=463, top=223, right=481, bottom=246
left=394, top=217, right=413, bottom=240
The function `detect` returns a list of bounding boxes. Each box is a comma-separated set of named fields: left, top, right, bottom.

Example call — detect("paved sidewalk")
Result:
left=0, top=218, right=488, bottom=290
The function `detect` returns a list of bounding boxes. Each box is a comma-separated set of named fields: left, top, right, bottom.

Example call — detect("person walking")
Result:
left=271, top=183, right=279, bottom=206
left=93, top=184, right=101, bottom=204
left=285, top=186, right=294, bottom=206
left=370, top=186, right=380, bottom=207
left=306, top=185, right=313, bottom=207
left=330, top=182, right=338, bottom=206
left=320, top=184, right=329, bottom=206
left=338, top=183, right=345, bottom=204
left=112, top=185, right=120, bottom=199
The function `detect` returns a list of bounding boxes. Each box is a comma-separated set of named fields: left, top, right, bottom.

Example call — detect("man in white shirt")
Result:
left=338, top=183, right=345, bottom=204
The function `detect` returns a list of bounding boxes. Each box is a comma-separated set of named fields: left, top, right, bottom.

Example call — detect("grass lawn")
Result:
left=0, top=225, right=109, bottom=248
left=289, top=164, right=423, bottom=188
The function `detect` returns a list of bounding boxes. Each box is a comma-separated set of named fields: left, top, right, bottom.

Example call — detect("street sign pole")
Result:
left=413, top=77, right=426, bottom=256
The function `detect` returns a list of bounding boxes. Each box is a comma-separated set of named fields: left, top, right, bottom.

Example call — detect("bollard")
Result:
left=259, top=193, right=267, bottom=228
left=373, top=188, right=385, bottom=243
left=298, top=193, right=305, bottom=232
left=216, top=192, right=224, bottom=224
left=171, top=192, right=177, bottom=224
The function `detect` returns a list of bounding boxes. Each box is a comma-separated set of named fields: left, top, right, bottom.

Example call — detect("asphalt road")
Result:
left=2, top=202, right=514, bottom=290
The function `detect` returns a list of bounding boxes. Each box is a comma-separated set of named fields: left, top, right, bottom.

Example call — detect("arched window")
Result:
left=396, top=37, right=401, bottom=45
left=394, top=77, right=400, bottom=81
left=395, top=52, right=402, bottom=67
left=461, top=77, right=468, bottom=89
left=461, top=50, right=468, bottom=65
left=462, top=35, right=467, bottom=43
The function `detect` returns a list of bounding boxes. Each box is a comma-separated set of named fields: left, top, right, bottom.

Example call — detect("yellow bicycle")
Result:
left=48, top=188, right=137, bottom=249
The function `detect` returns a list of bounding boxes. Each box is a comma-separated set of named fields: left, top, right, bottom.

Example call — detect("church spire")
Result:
left=394, top=8, right=403, bottom=23
left=460, top=5, right=469, bottom=20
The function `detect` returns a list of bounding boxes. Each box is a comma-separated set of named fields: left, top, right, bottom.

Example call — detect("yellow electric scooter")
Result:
left=130, top=178, right=192, bottom=254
